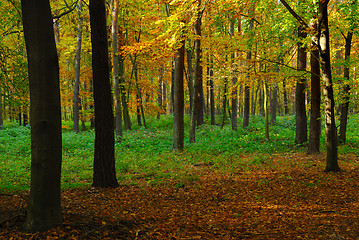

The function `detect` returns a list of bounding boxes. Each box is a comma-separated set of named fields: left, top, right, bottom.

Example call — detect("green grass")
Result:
left=1, top=114, right=359, bottom=193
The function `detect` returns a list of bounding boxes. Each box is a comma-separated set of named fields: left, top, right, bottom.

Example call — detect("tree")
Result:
left=112, top=0, right=123, bottom=137
left=318, top=0, right=340, bottom=172
left=89, top=0, right=119, bottom=187
left=73, top=0, right=83, bottom=133
left=338, top=31, right=353, bottom=144
left=308, top=38, right=321, bottom=154
left=172, top=39, right=185, bottom=150
left=21, top=0, right=62, bottom=231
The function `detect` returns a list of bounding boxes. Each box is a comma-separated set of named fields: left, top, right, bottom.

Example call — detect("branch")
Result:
left=279, top=0, right=307, bottom=28
left=53, top=0, right=79, bottom=19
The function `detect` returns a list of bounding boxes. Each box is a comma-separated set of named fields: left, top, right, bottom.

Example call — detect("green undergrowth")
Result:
left=1, top=114, right=359, bottom=193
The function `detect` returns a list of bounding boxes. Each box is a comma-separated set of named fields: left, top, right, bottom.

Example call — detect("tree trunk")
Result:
left=112, top=0, right=123, bottom=137
left=308, top=41, right=321, bottom=154
left=338, top=31, right=353, bottom=144
left=230, top=21, right=237, bottom=131
left=221, top=78, right=228, bottom=129
left=90, top=0, right=119, bottom=187
left=172, top=40, right=185, bottom=150
left=295, top=25, right=308, bottom=144
left=243, top=17, right=253, bottom=128
left=318, top=0, right=340, bottom=172
left=73, top=0, right=83, bottom=134
left=157, top=67, right=164, bottom=119
left=283, top=78, right=289, bottom=114
left=209, top=64, right=215, bottom=125
left=118, top=28, right=131, bottom=130
left=21, top=0, right=62, bottom=231
left=264, top=80, right=269, bottom=140
left=193, top=5, right=204, bottom=126
left=186, top=41, right=194, bottom=115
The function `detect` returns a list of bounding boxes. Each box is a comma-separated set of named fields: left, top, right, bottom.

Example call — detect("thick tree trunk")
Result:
left=73, top=0, right=83, bottom=134
left=338, top=31, right=353, bottom=144
left=318, top=0, right=340, bottom=172
left=308, top=42, right=321, bottom=154
left=172, top=40, right=185, bottom=150
left=90, top=0, right=119, bottom=187
left=295, top=25, right=308, bottom=144
left=112, top=0, right=123, bottom=137
left=21, top=0, right=63, bottom=231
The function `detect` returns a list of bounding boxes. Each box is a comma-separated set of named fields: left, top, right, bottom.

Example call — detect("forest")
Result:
left=1, top=0, right=359, bottom=239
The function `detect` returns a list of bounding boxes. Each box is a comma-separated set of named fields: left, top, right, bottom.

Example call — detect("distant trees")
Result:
left=21, top=0, right=63, bottom=231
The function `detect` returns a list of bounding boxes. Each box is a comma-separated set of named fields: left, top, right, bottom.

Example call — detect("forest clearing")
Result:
left=1, top=116, right=359, bottom=239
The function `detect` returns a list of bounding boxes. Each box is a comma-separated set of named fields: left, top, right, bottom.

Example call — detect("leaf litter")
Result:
left=1, top=152, right=359, bottom=239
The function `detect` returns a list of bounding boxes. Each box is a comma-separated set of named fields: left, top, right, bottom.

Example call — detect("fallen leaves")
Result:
left=1, top=152, right=359, bottom=239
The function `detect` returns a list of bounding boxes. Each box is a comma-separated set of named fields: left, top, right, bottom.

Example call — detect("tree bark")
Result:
left=243, top=17, right=254, bottom=128
left=21, top=0, right=62, bottom=231
left=73, top=0, right=83, bottom=133
left=308, top=42, right=321, bottom=154
left=230, top=21, right=238, bottom=131
left=193, top=5, right=204, bottom=126
left=209, top=62, right=215, bottom=125
left=112, top=0, right=123, bottom=137
left=90, top=0, right=119, bottom=187
left=172, top=40, right=185, bottom=150
left=338, top=31, right=353, bottom=144
left=295, top=25, right=308, bottom=144
left=318, top=0, right=340, bottom=172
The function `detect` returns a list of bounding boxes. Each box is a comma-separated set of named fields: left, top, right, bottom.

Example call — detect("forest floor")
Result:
left=1, top=152, right=359, bottom=239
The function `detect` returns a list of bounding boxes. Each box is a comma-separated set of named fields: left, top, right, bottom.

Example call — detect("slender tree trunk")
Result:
left=318, top=0, right=340, bottom=172
left=308, top=41, right=321, bottom=154
left=221, top=78, right=228, bottom=129
left=90, top=0, right=119, bottom=187
left=73, top=0, right=83, bottom=134
left=186, top=41, right=194, bottom=115
left=112, top=0, right=123, bottom=137
left=21, top=0, right=62, bottom=231
left=209, top=65, right=215, bottom=125
left=157, top=67, right=164, bottom=119
left=295, top=25, right=308, bottom=144
left=338, top=31, right=353, bottom=144
left=118, top=28, right=131, bottom=130
left=230, top=21, right=238, bottom=131
left=283, top=78, right=289, bottom=114
left=135, top=68, right=147, bottom=129
left=243, top=17, right=253, bottom=128
left=172, top=40, right=185, bottom=150
left=264, top=80, right=269, bottom=140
